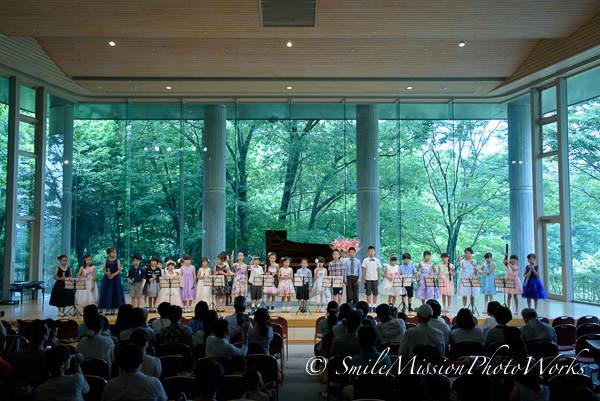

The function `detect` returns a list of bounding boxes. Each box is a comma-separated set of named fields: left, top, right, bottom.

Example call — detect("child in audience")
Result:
left=522, top=253, right=548, bottom=309
left=231, top=251, right=249, bottom=298
left=481, top=300, right=501, bottom=335
left=457, top=247, right=480, bottom=309
left=381, top=255, right=402, bottom=307
left=127, top=254, right=145, bottom=308
left=328, top=249, right=345, bottom=304
left=50, top=254, right=75, bottom=317
left=309, top=256, right=332, bottom=313
left=415, top=250, right=439, bottom=304
left=195, top=257, right=213, bottom=305
left=501, top=253, right=524, bottom=315
left=399, top=253, right=418, bottom=313
left=478, top=252, right=497, bottom=311
left=178, top=355, right=197, bottom=377
left=277, top=256, right=295, bottom=313
left=263, top=252, right=279, bottom=312
left=296, top=258, right=312, bottom=313
left=437, top=252, right=455, bottom=313
left=143, top=256, right=161, bottom=312
left=212, top=253, right=231, bottom=312
left=230, top=355, right=248, bottom=376
left=248, top=256, right=265, bottom=311
left=362, top=245, right=382, bottom=312
left=98, top=247, right=126, bottom=315
left=180, top=254, right=196, bottom=312
left=157, top=260, right=183, bottom=307
left=242, top=367, right=271, bottom=401
left=75, top=254, right=98, bottom=307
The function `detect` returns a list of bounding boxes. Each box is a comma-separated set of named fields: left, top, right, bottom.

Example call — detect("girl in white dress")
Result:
left=156, top=261, right=183, bottom=307
left=195, top=257, right=213, bottom=305
left=309, top=257, right=332, bottom=313
left=381, top=255, right=402, bottom=306
left=75, top=254, right=98, bottom=306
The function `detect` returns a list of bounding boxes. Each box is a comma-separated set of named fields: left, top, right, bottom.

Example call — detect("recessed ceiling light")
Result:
left=458, top=41, right=466, bottom=47
left=286, top=41, right=294, bottom=48
left=108, top=40, right=116, bottom=47
left=166, top=86, right=172, bottom=90
left=167, top=147, right=172, bottom=152
left=440, top=86, right=448, bottom=90
left=155, top=146, right=160, bottom=151
left=192, top=147, right=196, bottom=151
left=286, top=86, right=293, bottom=90
left=130, top=86, right=138, bottom=90
left=406, top=86, right=413, bottom=90
left=144, top=147, right=148, bottom=151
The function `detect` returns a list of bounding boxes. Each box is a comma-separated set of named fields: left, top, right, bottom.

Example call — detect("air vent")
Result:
left=261, top=0, right=317, bottom=27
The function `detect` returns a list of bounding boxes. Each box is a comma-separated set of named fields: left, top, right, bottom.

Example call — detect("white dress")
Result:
left=75, top=266, right=98, bottom=306
left=309, top=268, right=332, bottom=305
left=156, top=271, right=183, bottom=306
left=381, top=264, right=402, bottom=296
left=195, top=267, right=213, bottom=304
left=457, top=260, right=481, bottom=297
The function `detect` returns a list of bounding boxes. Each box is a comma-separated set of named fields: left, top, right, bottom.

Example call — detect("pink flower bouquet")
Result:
left=330, top=237, right=361, bottom=258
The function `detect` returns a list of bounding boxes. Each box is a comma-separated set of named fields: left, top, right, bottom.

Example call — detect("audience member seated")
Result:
left=187, top=301, right=208, bottom=334
left=159, top=305, right=193, bottom=346
left=451, top=308, right=484, bottom=345
left=206, top=320, right=249, bottom=358
left=481, top=301, right=501, bottom=335
left=510, top=364, right=550, bottom=401
left=452, top=372, right=492, bottom=401
left=413, top=344, right=442, bottom=368
left=245, top=307, right=273, bottom=354
left=229, top=355, right=247, bottom=376
left=78, top=304, right=99, bottom=338
left=34, top=348, right=89, bottom=401
left=0, top=333, right=13, bottom=383
left=483, top=305, right=512, bottom=348
left=193, top=310, right=218, bottom=346
left=11, top=375, right=36, bottom=401
left=426, top=300, right=450, bottom=346
left=193, top=358, right=225, bottom=401
left=395, top=372, right=426, bottom=401
left=101, top=344, right=167, bottom=401
left=130, top=329, right=162, bottom=378
left=398, top=305, right=445, bottom=358
left=315, top=301, right=339, bottom=356
left=332, top=310, right=362, bottom=357
left=242, top=367, right=270, bottom=401
left=43, top=319, right=60, bottom=348
left=118, top=307, right=156, bottom=343
left=342, top=326, right=392, bottom=401
left=374, top=304, right=406, bottom=343
left=178, top=355, right=197, bottom=377
left=225, top=296, right=253, bottom=337
left=152, top=302, right=172, bottom=334
left=100, top=316, right=118, bottom=345
left=12, top=319, right=49, bottom=382
left=520, top=308, right=557, bottom=345
left=491, top=327, right=529, bottom=375
left=332, top=303, right=354, bottom=337
left=355, top=301, right=377, bottom=327
left=111, top=304, right=133, bottom=339
left=75, top=314, right=115, bottom=371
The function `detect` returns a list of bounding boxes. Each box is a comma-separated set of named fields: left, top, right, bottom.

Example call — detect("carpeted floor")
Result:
left=278, top=344, right=328, bottom=401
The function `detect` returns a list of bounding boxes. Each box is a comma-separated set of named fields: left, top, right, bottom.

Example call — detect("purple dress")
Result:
left=180, top=265, right=197, bottom=301
left=415, top=262, right=440, bottom=300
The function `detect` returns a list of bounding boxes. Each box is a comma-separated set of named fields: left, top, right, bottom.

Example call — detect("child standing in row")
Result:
left=501, top=253, right=523, bottom=314
left=381, top=255, right=402, bottom=306
left=263, top=252, right=279, bottom=311
left=248, top=256, right=265, bottom=311
left=457, top=247, right=480, bottom=308
left=328, top=249, right=344, bottom=304
left=278, top=256, right=295, bottom=312
left=231, top=251, right=249, bottom=298
left=415, top=250, right=439, bottom=304
left=127, top=254, right=145, bottom=308
left=522, top=253, right=548, bottom=309
left=157, top=260, right=183, bottom=307
left=212, top=253, right=231, bottom=312
left=180, top=254, right=196, bottom=312
left=50, top=255, right=75, bottom=316
left=296, top=258, right=312, bottom=312
left=144, top=256, right=161, bottom=312
left=399, top=253, right=418, bottom=312
left=362, top=246, right=382, bottom=312
left=309, top=256, right=331, bottom=313
left=98, top=247, right=125, bottom=315
left=195, top=257, right=213, bottom=304
left=478, top=252, right=496, bottom=310
left=437, top=253, right=455, bottom=313
left=75, top=254, right=98, bottom=307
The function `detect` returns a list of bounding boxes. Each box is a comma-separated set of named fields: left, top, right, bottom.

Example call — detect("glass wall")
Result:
left=0, top=87, right=8, bottom=297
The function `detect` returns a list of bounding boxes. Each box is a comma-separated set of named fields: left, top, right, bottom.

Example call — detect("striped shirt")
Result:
left=328, top=260, right=344, bottom=277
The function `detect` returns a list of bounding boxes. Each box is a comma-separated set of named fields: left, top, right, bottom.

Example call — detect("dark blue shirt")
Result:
left=127, top=266, right=145, bottom=283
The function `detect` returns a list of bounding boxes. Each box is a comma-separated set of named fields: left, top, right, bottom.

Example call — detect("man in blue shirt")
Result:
left=343, top=247, right=362, bottom=307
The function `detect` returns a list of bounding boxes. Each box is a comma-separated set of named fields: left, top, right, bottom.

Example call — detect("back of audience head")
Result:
left=101, top=315, right=110, bottom=332
left=157, top=302, right=171, bottom=319
left=194, top=301, right=208, bottom=321
left=24, top=319, right=49, bottom=345
left=416, top=304, right=433, bottom=323
left=414, top=343, right=442, bottom=365
left=230, top=355, right=247, bottom=375
left=345, top=310, right=362, bottom=333
left=168, top=305, right=183, bottom=324
left=338, top=302, right=354, bottom=322
left=355, top=301, right=369, bottom=318
left=253, top=307, right=272, bottom=337
left=426, top=299, right=442, bottom=318
left=178, top=355, right=197, bottom=376
left=357, top=326, right=378, bottom=350
left=503, top=326, right=526, bottom=354
left=243, top=367, right=264, bottom=393
left=396, top=311, right=407, bottom=322
left=214, top=319, right=230, bottom=339
left=456, top=308, right=477, bottom=329
left=115, top=304, right=134, bottom=330
left=233, top=296, right=247, bottom=313
left=43, top=318, right=58, bottom=340
left=194, top=358, right=225, bottom=398
left=375, top=304, right=391, bottom=322
left=487, top=301, right=501, bottom=317
left=326, top=301, right=339, bottom=330
left=521, top=307, right=538, bottom=322
left=493, top=306, right=513, bottom=325
left=455, top=373, right=492, bottom=401
left=130, top=329, right=150, bottom=350
left=203, top=310, right=219, bottom=337
left=83, top=304, right=99, bottom=322
left=130, top=307, right=147, bottom=328
left=396, top=372, right=425, bottom=401
left=117, top=344, right=143, bottom=372
left=86, top=314, right=104, bottom=335
left=43, top=346, right=70, bottom=377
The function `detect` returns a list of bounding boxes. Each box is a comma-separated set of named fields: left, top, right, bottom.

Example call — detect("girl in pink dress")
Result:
left=231, top=251, right=249, bottom=297
left=501, top=253, right=523, bottom=315
left=180, top=254, right=196, bottom=313
left=75, top=254, right=98, bottom=306
left=263, top=252, right=279, bottom=312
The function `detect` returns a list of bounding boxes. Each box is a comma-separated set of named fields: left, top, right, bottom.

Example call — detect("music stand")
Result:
left=160, top=276, right=183, bottom=305
left=293, top=274, right=312, bottom=315
left=395, top=275, right=414, bottom=313
left=494, top=276, right=516, bottom=308
left=203, top=275, right=225, bottom=314
left=64, top=278, right=85, bottom=317
left=252, top=275, right=273, bottom=310
left=460, top=277, right=482, bottom=315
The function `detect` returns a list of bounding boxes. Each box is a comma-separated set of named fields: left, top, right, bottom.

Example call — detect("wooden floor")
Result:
left=2, top=293, right=599, bottom=343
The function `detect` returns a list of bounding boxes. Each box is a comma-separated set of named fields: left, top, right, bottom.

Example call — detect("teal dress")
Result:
left=480, top=263, right=496, bottom=295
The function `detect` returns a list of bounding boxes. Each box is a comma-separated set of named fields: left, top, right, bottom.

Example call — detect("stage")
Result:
left=2, top=294, right=600, bottom=343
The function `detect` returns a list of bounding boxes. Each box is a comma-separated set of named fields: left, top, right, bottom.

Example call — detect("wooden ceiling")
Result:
left=1, top=0, right=600, bottom=102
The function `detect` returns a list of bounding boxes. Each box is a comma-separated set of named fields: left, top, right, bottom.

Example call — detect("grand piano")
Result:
left=265, top=230, right=334, bottom=266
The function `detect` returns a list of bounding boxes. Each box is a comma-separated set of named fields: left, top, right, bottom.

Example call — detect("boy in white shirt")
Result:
left=362, top=246, right=382, bottom=312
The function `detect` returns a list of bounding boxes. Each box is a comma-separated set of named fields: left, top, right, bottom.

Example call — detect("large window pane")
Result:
left=545, top=222, right=562, bottom=296
left=19, top=121, right=35, bottom=153
left=0, top=101, right=8, bottom=298
left=17, top=156, right=35, bottom=216
left=542, top=155, right=559, bottom=216
left=14, top=223, right=31, bottom=282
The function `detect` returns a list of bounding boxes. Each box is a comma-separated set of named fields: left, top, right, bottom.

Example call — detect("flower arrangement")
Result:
left=330, top=237, right=361, bottom=258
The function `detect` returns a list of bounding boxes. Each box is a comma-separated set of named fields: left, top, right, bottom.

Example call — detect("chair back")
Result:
left=200, top=356, right=231, bottom=375
left=378, top=342, right=400, bottom=355
left=548, top=374, right=593, bottom=401
left=161, top=376, right=200, bottom=401
left=552, top=316, right=575, bottom=327
left=539, top=316, right=550, bottom=325
left=248, top=342, right=267, bottom=355
left=216, top=375, right=246, bottom=401
left=449, top=341, right=485, bottom=362
left=148, top=317, right=157, bottom=326
left=83, top=375, right=107, bottom=401
left=270, top=316, right=288, bottom=339
left=181, top=316, right=193, bottom=325
left=271, top=322, right=284, bottom=338
left=269, top=332, right=283, bottom=358
left=157, top=342, right=191, bottom=357
left=406, top=322, right=417, bottom=330
left=576, top=323, right=600, bottom=339
left=315, top=316, right=326, bottom=338
left=576, top=334, right=600, bottom=359
left=554, top=324, right=576, bottom=347
left=192, top=343, right=206, bottom=359
left=81, top=358, right=110, bottom=380
left=451, top=316, right=458, bottom=326
left=55, top=319, right=79, bottom=340
left=540, top=356, right=577, bottom=382
left=159, top=355, right=183, bottom=379
left=320, top=332, right=334, bottom=356
left=441, top=315, right=451, bottom=325
left=406, top=316, right=418, bottom=324
left=527, top=341, right=558, bottom=360
left=0, top=335, right=27, bottom=362
left=246, top=354, right=279, bottom=387
left=576, top=315, right=600, bottom=327
left=1, top=320, right=12, bottom=329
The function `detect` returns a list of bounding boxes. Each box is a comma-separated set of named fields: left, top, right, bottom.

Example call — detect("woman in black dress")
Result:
left=49, top=255, right=75, bottom=317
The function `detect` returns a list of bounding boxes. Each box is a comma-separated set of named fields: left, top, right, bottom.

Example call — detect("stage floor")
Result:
left=2, top=293, right=599, bottom=343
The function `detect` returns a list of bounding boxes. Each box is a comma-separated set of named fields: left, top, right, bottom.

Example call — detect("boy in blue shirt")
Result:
left=400, top=253, right=418, bottom=313
left=127, top=254, right=145, bottom=308
left=296, top=258, right=312, bottom=313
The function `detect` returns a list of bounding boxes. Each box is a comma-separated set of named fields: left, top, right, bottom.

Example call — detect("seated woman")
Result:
left=75, top=314, right=115, bottom=371
left=34, top=347, right=89, bottom=401
left=193, top=310, right=219, bottom=346
left=450, top=308, right=484, bottom=346
left=205, top=320, right=249, bottom=358
left=245, top=307, right=274, bottom=354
